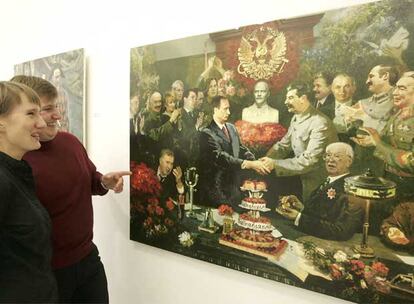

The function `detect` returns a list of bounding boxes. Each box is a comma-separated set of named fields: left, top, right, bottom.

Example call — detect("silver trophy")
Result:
left=184, top=167, right=198, bottom=218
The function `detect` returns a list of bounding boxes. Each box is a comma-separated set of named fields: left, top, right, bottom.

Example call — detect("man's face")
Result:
left=173, top=84, right=184, bottom=101
left=285, top=89, right=303, bottom=114
left=39, top=96, right=62, bottom=141
left=366, top=66, right=387, bottom=94
left=184, top=91, right=197, bottom=111
left=254, top=81, right=270, bottom=106
left=214, top=98, right=230, bottom=124
left=332, top=75, right=355, bottom=103
left=196, top=91, right=204, bottom=109
left=393, top=76, right=414, bottom=109
left=324, top=145, right=352, bottom=177
left=149, top=93, right=162, bottom=113
left=159, top=154, right=174, bottom=176
left=313, top=77, right=331, bottom=100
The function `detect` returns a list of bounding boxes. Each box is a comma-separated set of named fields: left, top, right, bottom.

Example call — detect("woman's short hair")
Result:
left=0, top=81, right=40, bottom=115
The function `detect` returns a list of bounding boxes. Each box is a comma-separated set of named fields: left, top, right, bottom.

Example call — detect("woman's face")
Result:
left=165, top=96, right=176, bottom=113
left=0, top=95, right=46, bottom=159
left=208, top=79, right=218, bottom=98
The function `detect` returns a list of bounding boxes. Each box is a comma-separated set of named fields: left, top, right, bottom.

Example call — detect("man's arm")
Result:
left=172, top=167, right=184, bottom=195
left=143, top=112, right=175, bottom=142
left=354, top=126, right=414, bottom=175
left=298, top=195, right=363, bottom=241
left=381, top=202, right=412, bottom=246
left=273, top=121, right=335, bottom=176
left=374, top=141, right=414, bottom=175
left=266, top=126, right=292, bottom=159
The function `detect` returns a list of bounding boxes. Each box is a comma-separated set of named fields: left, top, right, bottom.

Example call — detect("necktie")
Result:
left=222, top=126, right=230, bottom=141
left=158, top=174, right=166, bottom=183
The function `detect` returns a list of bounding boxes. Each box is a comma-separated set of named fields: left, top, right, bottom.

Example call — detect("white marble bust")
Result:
left=242, top=81, right=279, bottom=123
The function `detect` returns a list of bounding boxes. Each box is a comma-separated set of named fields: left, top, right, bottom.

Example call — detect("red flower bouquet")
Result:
left=130, top=161, right=177, bottom=239
left=235, top=120, right=287, bottom=156
left=303, top=242, right=391, bottom=303
left=130, top=161, right=161, bottom=196
left=218, top=204, right=234, bottom=216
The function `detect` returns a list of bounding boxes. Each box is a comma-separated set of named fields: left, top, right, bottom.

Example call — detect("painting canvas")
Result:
left=14, top=48, right=86, bottom=144
left=130, top=1, right=414, bottom=302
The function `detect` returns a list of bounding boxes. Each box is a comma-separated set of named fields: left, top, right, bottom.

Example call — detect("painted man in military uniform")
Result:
left=353, top=72, right=414, bottom=200
left=350, top=64, right=398, bottom=132
left=261, top=83, right=338, bottom=201
left=345, top=64, right=399, bottom=176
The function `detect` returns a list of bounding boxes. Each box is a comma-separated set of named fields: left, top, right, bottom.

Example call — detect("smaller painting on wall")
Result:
left=14, top=48, right=86, bottom=144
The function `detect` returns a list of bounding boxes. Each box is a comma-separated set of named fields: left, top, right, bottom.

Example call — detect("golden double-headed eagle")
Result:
left=237, top=26, right=288, bottom=80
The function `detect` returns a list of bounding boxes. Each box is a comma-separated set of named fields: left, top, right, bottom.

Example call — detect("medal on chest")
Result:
left=326, top=187, right=336, bottom=200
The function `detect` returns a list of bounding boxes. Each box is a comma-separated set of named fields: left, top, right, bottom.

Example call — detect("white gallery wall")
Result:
left=0, top=0, right=376, bottom=303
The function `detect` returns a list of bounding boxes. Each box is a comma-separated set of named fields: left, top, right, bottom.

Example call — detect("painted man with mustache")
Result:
left=348, top=64, right=398, bottom=132
left=142, top=91, right=180, bottom=142
left=353, top=72, right=414, bottom=200
left=344, top=64, right=399, bottom=176
left=261, top=82, right=337, bottom=201
left=313, top=72, right=335, bottom=119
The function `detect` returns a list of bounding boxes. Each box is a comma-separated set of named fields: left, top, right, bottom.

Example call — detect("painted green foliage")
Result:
left=299, top=0, right=414, bottom=99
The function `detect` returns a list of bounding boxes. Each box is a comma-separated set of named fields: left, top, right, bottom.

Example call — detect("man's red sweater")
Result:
left=24, top=132, right=108, bottom=269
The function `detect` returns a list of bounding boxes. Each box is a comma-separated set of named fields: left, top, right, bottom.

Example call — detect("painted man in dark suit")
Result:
left=313, top=72, right=335, bottom=119
left=199, top=96, right=270, bottom=208
left=178, top=89, right=204, bottom=168
left=277, top=142, right=363, bottom=241
left=156, top=149, right=184, bottom=204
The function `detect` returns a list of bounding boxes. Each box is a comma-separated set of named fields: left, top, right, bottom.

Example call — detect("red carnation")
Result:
left=130, top=162, right=161, bottom=196
left=155, top=206, right=164, bottom=216
left=166, top=198, right=175, bottom=211
left=235, top=120, right=287, bottom=154
left=349, top=260, right=365, bottom=275
left=218, top=204, right=234, bottom=216
left=148, top=197, right=159, bottom=206
left=371, top=262, right=389, bottom=277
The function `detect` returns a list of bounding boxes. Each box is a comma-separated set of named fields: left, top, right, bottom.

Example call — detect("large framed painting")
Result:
left=130, top=0, right=414, bottom=302
left=14, top=48, right=86, bottom=144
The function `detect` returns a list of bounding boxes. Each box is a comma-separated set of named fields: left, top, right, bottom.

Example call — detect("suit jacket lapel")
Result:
left=308, top=175, right=348, bottom=203
left=211, top=122, right=230, bottom=143
left=226, top=123, right=239, bottom=158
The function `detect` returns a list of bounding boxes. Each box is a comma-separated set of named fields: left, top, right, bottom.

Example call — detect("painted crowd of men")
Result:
left=130, top=64, right=414, bottom=249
